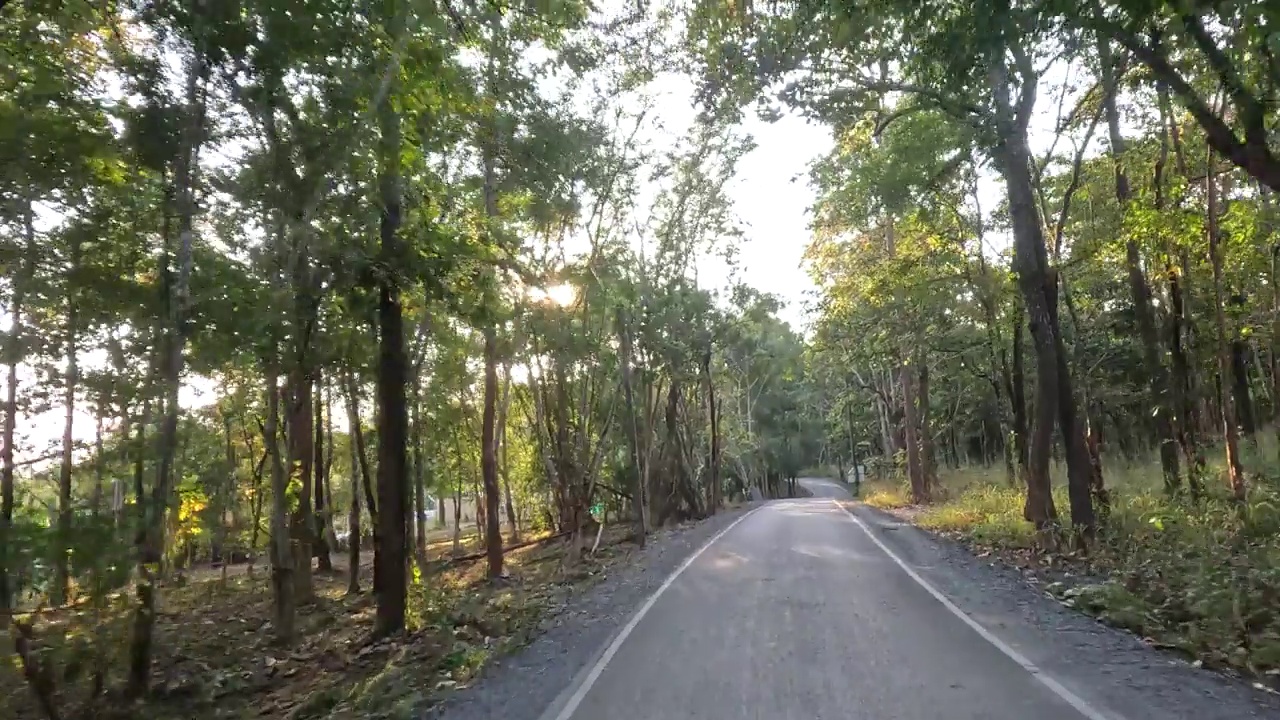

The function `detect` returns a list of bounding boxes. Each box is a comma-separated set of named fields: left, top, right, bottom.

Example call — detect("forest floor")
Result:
left=856, top=442, right=1280, bottom=688
left=0, top=509, right=748, bottom=720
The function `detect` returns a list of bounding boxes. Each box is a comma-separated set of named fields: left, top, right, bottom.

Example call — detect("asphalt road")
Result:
left=541, top=479, right=1106, bottom=720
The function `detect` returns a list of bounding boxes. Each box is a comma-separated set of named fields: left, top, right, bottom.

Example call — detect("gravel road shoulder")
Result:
left=423, top=505, right=759, bottom=720
left=842, top=499, right=1280, bottom=720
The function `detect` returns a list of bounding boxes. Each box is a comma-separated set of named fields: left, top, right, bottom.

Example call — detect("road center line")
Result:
left=832, top=498, right=1121, bottom=720
left=550, top=505, right=764, bottom=720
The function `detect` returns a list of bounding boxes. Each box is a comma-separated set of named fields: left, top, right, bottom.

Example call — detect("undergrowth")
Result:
left=862, top=438, right=1280, bottom=678
left=1, top=528, right=634, bottom=720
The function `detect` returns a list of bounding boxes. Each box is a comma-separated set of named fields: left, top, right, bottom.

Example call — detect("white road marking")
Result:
left=832, top=498, right=1121, bottom=720
left=551, top=505, right=764, bottom=720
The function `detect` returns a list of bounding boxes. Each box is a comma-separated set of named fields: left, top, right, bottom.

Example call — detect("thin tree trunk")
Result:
left=322, top=381, right=338, bottom=553
left=314, top=374, right=332, bottom=572
left=55, top=234, right=80, bottom=606
left=411, top=399, right=427, bottom=563
left=287, top=368, right=314, bottom=598
left=498, top=362, right=518, bottom=541
left=345, top=369, right=379, bottom=590
left=1229, top=292, right=1257, bottom=438
left=1265, top=189, right=1280, bottom=468
left=346, top=375, right=362, bottom=595
left=93, top=411, right=105, bottom=517
left=917, top=356, right=937, bottom=495
left=1010, top=304, right=1029, bottom=472
left=1206, top=143, right=1247, bottom=499
left=703, top=349, right=721, bottom=513
left=615, top=306, right=647, bottom=545
left=0, top=197, right=34, bottom=611
left=127, top=48, right=206, bottom=695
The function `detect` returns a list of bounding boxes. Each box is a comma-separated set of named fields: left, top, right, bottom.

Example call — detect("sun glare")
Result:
left=529, top=282, right=577, bottom=307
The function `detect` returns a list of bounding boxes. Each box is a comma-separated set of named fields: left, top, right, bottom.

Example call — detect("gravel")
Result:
left=422, top=505, right=760, bottom=720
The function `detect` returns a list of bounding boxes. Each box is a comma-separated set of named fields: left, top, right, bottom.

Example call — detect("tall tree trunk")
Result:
left=1052, top=280, right=1103, bottom=525
left=345, top=370, right=379, bottom=590
left=127, top=47, right=206, bottom=695
left=314, top=374, right=332, bottom=572
left=287, top=368, right=314, bottom=598
left=1265, top=190, right=1280, bottom=467
left=1010, top=303, right=1029, bottom=472
left=0, top=198, right=33, bottom=611
left=1158, top=83, right=1207, bottom=496
left=988, top=48, right=1069, bottom=534
left=900, top=362, right=926, bottom=504
left=266, top=366, right=295, bottom=642
left=345, top=376, right=362, bottom=594
left=54, top=233, right=80, bottom=606
left=615, top=306, right=647, bottom=545
left=374, top=74, right=409, bottom=637
left=498, top=362, right=519, bottom=541
left=411, top=398, right=427, bottom=563
left=94, top=410, right=106, bottom=517
left=1097, top=34, right=1181, bottom=493
left=479, top=325, right=501, bottom=574
left=917, top=356, right=937, bottom=495
left=702, top=349, right=721, bottom=513
left=1206, top=144, right=1247, bottom=499
left=322, top=381, right=338, bottom=554
left=1229, top=292, right=1257, bottom=438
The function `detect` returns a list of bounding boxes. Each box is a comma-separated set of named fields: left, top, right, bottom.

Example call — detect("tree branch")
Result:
left=1098, top=17, right=1280, bottom=191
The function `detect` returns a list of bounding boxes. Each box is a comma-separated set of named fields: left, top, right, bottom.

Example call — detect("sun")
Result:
left=529, top=282, right=577, bottom=307
left=545, top=283, right=577, bottom=307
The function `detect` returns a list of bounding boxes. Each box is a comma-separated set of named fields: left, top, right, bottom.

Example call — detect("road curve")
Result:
left=541, top=479, right=1099, bottom=720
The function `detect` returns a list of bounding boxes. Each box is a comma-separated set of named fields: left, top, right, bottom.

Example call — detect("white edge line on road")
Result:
left=551, top=505, right=764, bottom=720
left=832, top=498, right=1119, bottom=720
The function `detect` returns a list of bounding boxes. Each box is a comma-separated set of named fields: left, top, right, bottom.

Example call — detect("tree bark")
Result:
left=344, top=369, right=379, bottom=590
left=1010, top=303, right=1029, bottom=472
left=1265, top=189, right=1280, bottom=468
left=266, top=366, right=295, bottom=642
left=287, top=369, right=314, bottom=598
left=498, top=362, right=519, bottom=541
left=917, top=356, right=937, bottom=495
left=615, top=306, right=647, bottom=545
left=988, top=47, right=1070, bottom=534
left=54, top=233, right=80, bottom=606
left=0, top=197, right=34, bottom=611
left=900, top=362, right=926, bottom=504
left=411, top=397, right=427, bottom=563
left=346, top=375, right=362, bottom=595
left=702, top=349, right=721, bottom=512
left=313, top=374, right=332, bottom=572
left=1206, top=143, right=1246, bottom=499
left=374, top=74, right=409, bottom=636
left=1228, top=292, right=1256, bottom=438
left=479, top=121, right=504, bottom=576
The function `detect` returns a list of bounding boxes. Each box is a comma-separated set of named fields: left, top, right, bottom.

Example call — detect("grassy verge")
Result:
left=860, top=441, right=1280, bottom=678
left=1, top=528, right=638, bottom=720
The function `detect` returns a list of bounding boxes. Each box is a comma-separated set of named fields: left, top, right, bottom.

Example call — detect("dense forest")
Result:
left=5, top=0, right=1280, bottom=717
